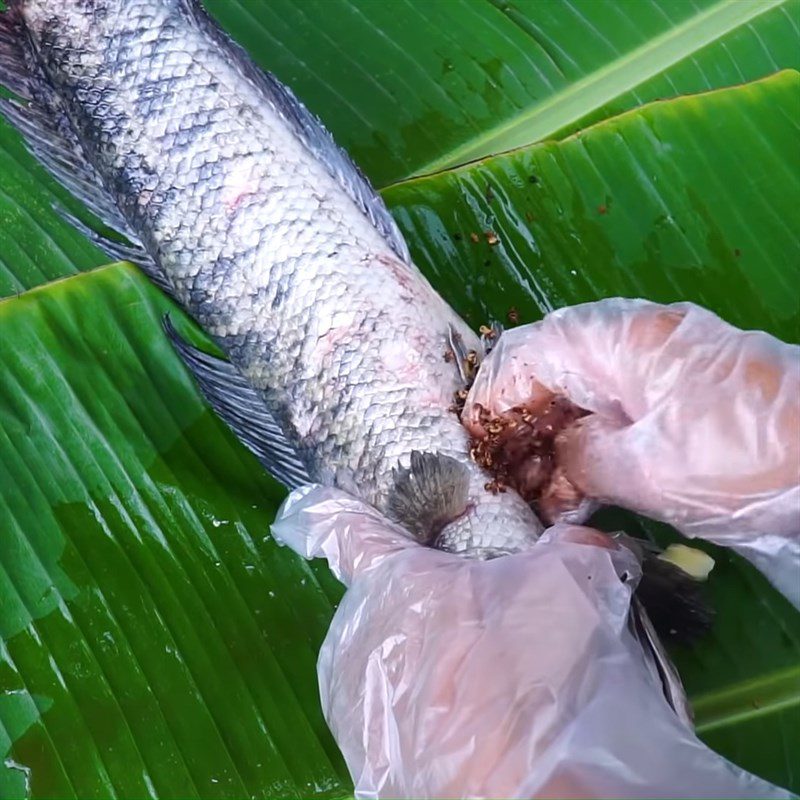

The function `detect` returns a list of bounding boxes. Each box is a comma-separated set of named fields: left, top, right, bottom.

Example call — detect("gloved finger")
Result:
left=556, top=386, right=800, bottom=607
left=271, top=484, right=418, bottom=585
left=463, top=325, right=556, bottom=435
left=540, top=522, right=620, bottom=549
left=554, top=414, right=661, bottom=514
left=462, top=300, right=680, bottom=527
left=468, top=299, right=799, bottom=534
left=555, top=332, right=800, bottom=535
left=463, top=298, right=686, bottom=433
left=539, top=522, right=643, bottom=589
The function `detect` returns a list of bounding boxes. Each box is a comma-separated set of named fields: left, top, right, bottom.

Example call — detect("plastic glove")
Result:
left=464, top=299, right=800, bottom=604
left=272, top=485, right=792, bottom=799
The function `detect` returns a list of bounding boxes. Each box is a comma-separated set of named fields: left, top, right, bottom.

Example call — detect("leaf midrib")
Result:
left=0, top=261, right=121, bottom=309
left=694, top=666, right=800, bottom=734
left=382, top=70, right=799, bottom=195
left=408, top=0, right=786, bottom=178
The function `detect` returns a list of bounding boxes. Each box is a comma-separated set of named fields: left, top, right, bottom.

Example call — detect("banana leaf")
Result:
left=207, top=0, right=799, bottom=181
left=2, top=0, right=799, bottom=296
left=0, top=265, right=349, bottom=800
left=1, top=1, right=799, bottom=798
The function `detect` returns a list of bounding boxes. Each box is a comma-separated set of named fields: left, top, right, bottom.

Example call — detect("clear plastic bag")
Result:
left=273, top=485, right=794, bottom=799
left=464, top=299, right=800, bottom=606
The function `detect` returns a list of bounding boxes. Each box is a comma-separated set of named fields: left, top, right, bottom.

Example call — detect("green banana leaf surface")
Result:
left=3, top=0, right=799, bottom=295
left=1, top=1, right=798, bottom=797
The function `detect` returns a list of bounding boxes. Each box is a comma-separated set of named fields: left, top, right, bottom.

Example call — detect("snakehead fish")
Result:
left=0, top=0, right=546, bottom=557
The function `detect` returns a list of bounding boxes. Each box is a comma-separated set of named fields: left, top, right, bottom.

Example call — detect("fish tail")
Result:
left=629, top=597, right=694, bottom=727
left=0, top=4, right=169, bottom=291
left=621, top=538, right=712, bottom=723
left=616, top=533, right=714, bottom=644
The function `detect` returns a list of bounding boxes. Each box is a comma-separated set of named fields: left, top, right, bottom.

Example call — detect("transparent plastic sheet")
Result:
left=272, top=486, right=794, bottom=799
left=464, top=299, right=800, bottom=607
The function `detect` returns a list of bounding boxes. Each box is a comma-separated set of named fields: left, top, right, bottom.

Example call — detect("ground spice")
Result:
left=468, top=398, right=589, bottom=523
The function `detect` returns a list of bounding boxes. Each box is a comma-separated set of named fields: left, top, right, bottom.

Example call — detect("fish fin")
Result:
left=629, top=597, right=694, bottom=728
left=51, top=204, right=177, bottom=298
left=163, top=317, right=311, bottom=489
left=0, top=4, right=29, bottom=98
left=615, top=533, right=714, bottom=644
left=174, top=0, right=411, bottom=266
left=388, top=451, right=470, bottom=543
left=252, top=72, right=411, bottom=265
left=0, top=9, right=164, bottom=281
left=447, top=324, right=471, bottom=384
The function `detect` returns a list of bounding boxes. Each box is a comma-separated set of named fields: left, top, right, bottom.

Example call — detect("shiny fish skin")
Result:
left=1, top=0, right=543, bottom=555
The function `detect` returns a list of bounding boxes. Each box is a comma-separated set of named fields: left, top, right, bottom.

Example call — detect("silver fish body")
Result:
left=1, top=0, right=543, bottom=555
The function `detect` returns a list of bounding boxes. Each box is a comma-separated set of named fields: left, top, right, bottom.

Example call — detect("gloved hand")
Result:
left=272, top=485, right=792, bottom=799
left=464, top=299, right=800, bottom=605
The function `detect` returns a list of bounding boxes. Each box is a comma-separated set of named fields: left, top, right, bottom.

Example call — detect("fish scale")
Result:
left=1, top=0, right=544, bottom=556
